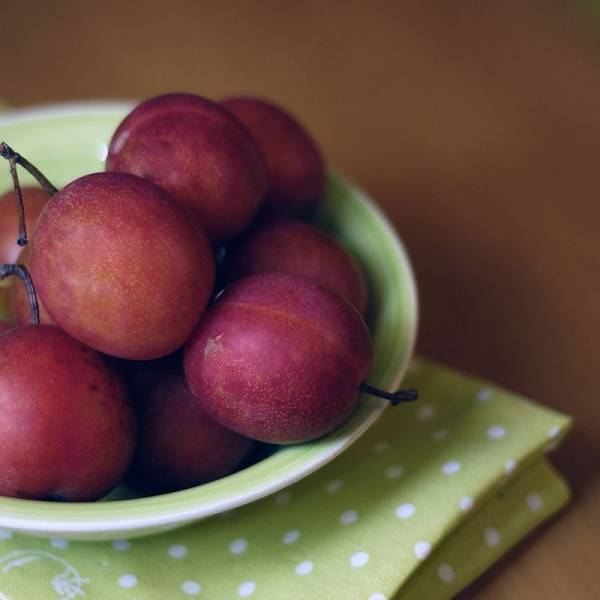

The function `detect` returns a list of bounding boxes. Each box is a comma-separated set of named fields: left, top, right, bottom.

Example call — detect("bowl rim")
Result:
left=0, top=101, right=418, bottom=536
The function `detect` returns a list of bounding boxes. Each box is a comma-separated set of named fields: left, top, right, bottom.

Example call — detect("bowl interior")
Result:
left=0, top=103, right=417, bottom=538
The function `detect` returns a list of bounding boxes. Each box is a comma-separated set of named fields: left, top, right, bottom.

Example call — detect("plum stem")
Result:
left=0, top=264, right=39, bottom=325
left=359, top=383, right=418, bottom=405
left=0, top=142, right=58, bottom=197
left=7, top=154, right=28, bottom=247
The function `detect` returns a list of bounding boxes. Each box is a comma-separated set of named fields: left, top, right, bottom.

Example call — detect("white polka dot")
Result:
left=548, top=425, right=561, bottom=439
left=504, top=459, right=517, bottom=474
left=118, top=574, right=138, bottom=588
left=432, top=429, right=448, bottom=441
left=282, top=529, right=300, bottom=545
left=112, top=539, right=131, bottom=551
left=229, top=538, right=247, bottom=555
left=484, top=527, right=501, bottom=547
left=295, top=560, right=313, bottom=576
left=476, top=388, right=493, bottom=402
left=100, top=560, right=109, bottom=568
left=487, top=425, right=506, bottom=440
left=438, top=563, right=455, bottom=582
left=395, top=503, right=416, bottom=519
left=368, top=594, right=387, bottom=600
left=0, top=528, right=13, bottom=540
left=414, top=541, right=431, bottom=560
left=274, top=491, right=292, bottom=505
left=350, top=551, right=370, bottom=568
left=50, top=538, right=69, bottom=549
left=459, top=496, right=474, bottom=512
left=238, top=581, right=256, bottom=597
left=385, top=465, right=404, bottom=479
left=325, top=479, right=344, bottom=493
left=441, top=460, right=461, bottom=475
left=340, top=510, right=359, bottom=525
left=181, top=580, right=201, bottom=595
left=168, top=544, right=188, bottom=559
left=417, top=404, right=435, bottom=420
left=527, top=493, right=543, bottom=512
left=372, top=441, right=390, bottom=452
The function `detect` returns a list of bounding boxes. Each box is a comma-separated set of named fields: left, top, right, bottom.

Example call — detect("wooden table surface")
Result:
left=3, top=1, right=599, bottom=597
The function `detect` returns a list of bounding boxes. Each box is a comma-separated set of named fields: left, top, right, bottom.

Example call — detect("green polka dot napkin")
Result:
left=0, top=358, right=571, bottom=600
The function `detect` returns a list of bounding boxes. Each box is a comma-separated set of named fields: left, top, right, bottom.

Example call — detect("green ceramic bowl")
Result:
left=0, top=102, right=418, bottom=540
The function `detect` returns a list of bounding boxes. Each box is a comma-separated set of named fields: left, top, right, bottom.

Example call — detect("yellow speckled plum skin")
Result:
left=226, top=219, right=368, bottom=315
left=29, top=172, right=215, bottom=360
left=106, top=94, right=268, bottom=242
left=184, top=273, right=372, bottom=444
left=0, top=325, right=136, bottom=501
left=221, top=97, right=325, bottom=218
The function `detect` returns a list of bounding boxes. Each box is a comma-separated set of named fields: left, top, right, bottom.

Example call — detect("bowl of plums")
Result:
left=0, top=94, right=418, bottom=540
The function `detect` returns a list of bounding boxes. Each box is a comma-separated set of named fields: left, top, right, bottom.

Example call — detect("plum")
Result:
left=29, top=172, right=215, bottom=360
left=226, top=219, right=368, bottom=314
left=221, top=96, right=325, bottom=217
left=125, top=357, right=254, bottom=493
left=0, top=186, right=48, bottom=263
left=184, top=273, right=372, bottom=444
left=0, top=186, right=49, bottom=313
left=9, top=246, right=53, bottom=325
left=106, top=93, right=268, bottom=242
left=0, top=319, right=12, bottom=333
left=0, top=325, right=136, bottom=501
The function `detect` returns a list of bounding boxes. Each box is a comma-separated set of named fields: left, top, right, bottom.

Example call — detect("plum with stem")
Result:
left=29, top=171, right=215, bottom=360
left=9, top=246, right=53, bottom=325
left=0, top=186, right=49, bottom=263
left=0, top=185, right=49, bottom=314
left=125, top=356, right=254, bottom=493
left=184, top=273, right=415, bottom=444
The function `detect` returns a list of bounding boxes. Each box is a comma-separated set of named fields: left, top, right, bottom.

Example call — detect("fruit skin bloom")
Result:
left=184, top=273, right=372, bottom=444
left=29, top=172, right=215, bottom=360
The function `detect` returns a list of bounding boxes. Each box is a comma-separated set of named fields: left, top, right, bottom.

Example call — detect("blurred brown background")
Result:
left=2, top=1, right=599, bottom=597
